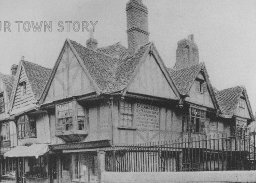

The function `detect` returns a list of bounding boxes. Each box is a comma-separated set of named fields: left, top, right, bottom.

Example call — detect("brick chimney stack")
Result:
left=86, top=29, right=98, bottom=50
left=174, top=34, right=199, bottom=70
left=126, top=0, right=149, bottom=54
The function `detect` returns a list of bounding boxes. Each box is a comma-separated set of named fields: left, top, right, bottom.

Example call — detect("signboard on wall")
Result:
left=134, top=103, right=160, bottom=130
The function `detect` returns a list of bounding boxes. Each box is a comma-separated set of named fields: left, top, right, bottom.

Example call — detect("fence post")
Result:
left=97, top=150, right=106, bottom=183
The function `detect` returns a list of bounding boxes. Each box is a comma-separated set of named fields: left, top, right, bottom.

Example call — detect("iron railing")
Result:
left=105, top=131, right=256, bottom=172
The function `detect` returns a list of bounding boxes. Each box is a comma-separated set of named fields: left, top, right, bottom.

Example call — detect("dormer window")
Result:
left=19, top=81, right=27, bottom=96
left=0, top=93, right=5, bottom=114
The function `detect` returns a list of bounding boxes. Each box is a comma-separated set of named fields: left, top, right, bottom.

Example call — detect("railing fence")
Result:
left=105, top=131, right=256, bottom=172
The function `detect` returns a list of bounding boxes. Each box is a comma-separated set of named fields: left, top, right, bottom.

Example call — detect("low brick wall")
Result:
left=102, top=171, right=256, bottom=183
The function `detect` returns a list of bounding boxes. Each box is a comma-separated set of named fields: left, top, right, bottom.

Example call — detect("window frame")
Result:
left=19, top=81, right=27, bottom=97
left=17, top=115, right=37, bottom=139
left=196, top=79, right=205, bottom=94
left=239, top=97, right=246, bottom=109
left=183, top=107, right=206, bottom=134
left=1, top=123, right=10, bottom=141
left=119, top=100, right=134, bottom=129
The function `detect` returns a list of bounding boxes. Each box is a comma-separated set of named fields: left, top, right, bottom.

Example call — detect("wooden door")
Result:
left=17, top=158, right=25, bottom=183
left=49, top=155, right=58, bottom=183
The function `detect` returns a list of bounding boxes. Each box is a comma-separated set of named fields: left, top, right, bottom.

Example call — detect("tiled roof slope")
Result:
left=115, top=42, right=152, bottom=92
left=70, top=40, right=119, bottom=93
left=69, top=40, right=151, bottom=93
left=97, top=42, right=128, bottom=60
left=0, top=73, right=14, bottom=99
left=168, top=63, right=203, bottom=95
left=215, top=86, right=244, bottom=116
left=22, top=61, right=52, bottom=100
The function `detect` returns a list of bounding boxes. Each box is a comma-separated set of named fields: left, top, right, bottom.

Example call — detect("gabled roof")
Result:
left=0, top=73, right=14, bottom=99
left=115, top=42, right=152, bottom=92
left=215, top=86, right=254, bottom=120
left=10, top=60, right=52, bottom=110
left=22, top=61, right=52, bottom=100
left=118, top=42, right=180, bottom=98
left=168, top=63, right=203, bottom=95
left=97, top=42, right=128, bottom=60
left=168, top=63, right=218, bottom=109
left=40, top=39, right=180, bottom=104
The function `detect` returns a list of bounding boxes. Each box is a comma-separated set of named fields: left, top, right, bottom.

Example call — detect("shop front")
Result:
left=50, top=140, right=110, bottom=183
left=3, top=144, right=49, bottom=183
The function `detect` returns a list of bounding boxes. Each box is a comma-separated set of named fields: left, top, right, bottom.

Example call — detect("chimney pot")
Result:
left=188, top=34, right=194, bottom=42
left=11, top=64, right=18, bottom=76
left=86, top=29, right=98, bottom=50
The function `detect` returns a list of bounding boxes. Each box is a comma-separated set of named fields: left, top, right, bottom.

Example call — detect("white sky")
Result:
left=0, top=0, right=256, bottom=112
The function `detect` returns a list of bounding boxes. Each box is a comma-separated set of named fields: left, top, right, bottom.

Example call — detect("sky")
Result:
left=0, top=0, right=256, bottom=112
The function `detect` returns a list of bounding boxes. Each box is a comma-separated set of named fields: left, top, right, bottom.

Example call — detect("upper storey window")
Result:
left=17, top=115, right=36, bottom=139
left=239, top=97, right=246, bottom=109
left=19, top=81, right=27, bottom=96
left=0, top=93, right=5, bottom=114
left=196, top=79, right=206, bottom=94
left=119, top=101, right=133, bottom=128
left=56, top=101, right=88, bottom=132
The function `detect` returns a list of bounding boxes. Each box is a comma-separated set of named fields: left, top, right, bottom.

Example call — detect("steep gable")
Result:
left=10, top=61, right=51, bottom=115
left=168, top=63, right=218, bottom=109
left=186, top=72, right=214, bottom=109
left=11, top=64, right=37, bottom=114
left=216, top=86, right=254, bottom=120
left=127, top=52, right=177, bottom=99
left=234, top=93, right=250, bottom=119
left=44, top=41, right=96, bottom=103
left=118, top=43, right=179, bottom=99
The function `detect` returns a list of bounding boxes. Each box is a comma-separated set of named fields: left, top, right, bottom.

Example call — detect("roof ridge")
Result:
left=69, top=39, right=120, bottom=61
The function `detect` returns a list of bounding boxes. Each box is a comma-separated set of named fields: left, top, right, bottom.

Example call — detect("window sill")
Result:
left=117, top=126, right=137, bottom=130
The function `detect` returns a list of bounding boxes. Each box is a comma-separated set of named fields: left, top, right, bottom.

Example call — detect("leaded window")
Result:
left=119, top=101, right=133, bottom=127
left=183, top=107, right=206, bottom=133
left=17, top=115, right=36, bottom=139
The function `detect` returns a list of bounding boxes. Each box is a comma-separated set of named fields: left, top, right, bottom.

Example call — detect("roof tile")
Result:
left=22, top=61, right=52, bottom=100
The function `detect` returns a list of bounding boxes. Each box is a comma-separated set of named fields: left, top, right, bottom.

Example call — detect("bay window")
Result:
left=56, top=101, right=88, bottom=132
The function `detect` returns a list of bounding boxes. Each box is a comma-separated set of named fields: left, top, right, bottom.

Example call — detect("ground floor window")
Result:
left=1, top=158, right=16, bottom=177
left=71, top=152, right=98, bottom=182
left=25, top=156, right=47, bottom=178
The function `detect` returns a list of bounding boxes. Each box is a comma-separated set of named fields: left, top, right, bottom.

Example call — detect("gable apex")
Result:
left=123, top=42, right=180, bottom=100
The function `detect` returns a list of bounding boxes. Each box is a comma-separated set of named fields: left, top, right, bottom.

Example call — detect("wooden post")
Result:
left=97, top=150, right=105, bottom=183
